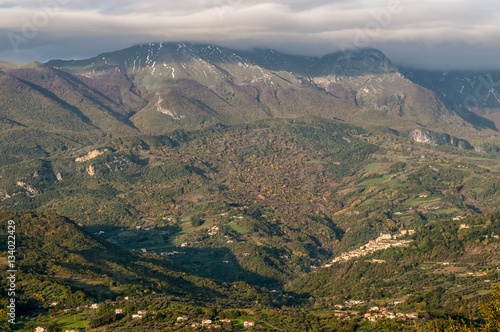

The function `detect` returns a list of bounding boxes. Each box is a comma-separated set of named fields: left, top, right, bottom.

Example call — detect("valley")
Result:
left=0, top=43, right=499, bottom=331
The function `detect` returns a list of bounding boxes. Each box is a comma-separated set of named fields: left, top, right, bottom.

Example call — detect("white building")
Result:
left=244, top=321, right=255, bottom=327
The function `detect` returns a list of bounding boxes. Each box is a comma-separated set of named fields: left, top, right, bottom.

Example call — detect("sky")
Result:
left=0, top=0, right=499, bottom=70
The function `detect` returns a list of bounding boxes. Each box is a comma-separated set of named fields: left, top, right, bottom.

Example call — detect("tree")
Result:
left=445, top=285, right=500, bottom=331
left=47, top=321, right=59, bottom=332
left=480, top=285, right=500, bottom=330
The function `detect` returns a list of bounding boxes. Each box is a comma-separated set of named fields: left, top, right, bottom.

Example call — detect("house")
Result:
left=132, top=314, right=142, bottom=319
left=202, top=319, right=212, bottom=325
left=208, top=226, right=220, bottom=236
left=50, top=302, right=59, bottom=306
left=34, top=327, right=47, bottom=332
left=115, top=308, right=123, bottom=314
left=244, top=321, right=255, bottom=327
left=207, top=324, right=222, bottom=330
left=219, top=319, right=232, bottom=324
left=191, top=322, right=201, bottom=328
left=176, top=315, right=188, bottom=322
left=90, top=303, right=99, bottom=309
left=369, top=306, right=379, bottom=312
left=137, top=310, right=147, bottom=316
left=62, top=329, right=79, bottom=332
left=124, top=296, right=129, bottom=300
left=379, top=233, right=393, bottom=240
left=406, top=313, right=418, bottom=319
left=397, top=313, right=407, bottom=320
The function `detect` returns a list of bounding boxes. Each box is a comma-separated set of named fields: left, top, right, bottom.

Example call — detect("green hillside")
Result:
left=1, top=43, right=500, bottom=331
left=1, top=117, right=499, bottom=290
left=0, top=211, right=274, bottom=331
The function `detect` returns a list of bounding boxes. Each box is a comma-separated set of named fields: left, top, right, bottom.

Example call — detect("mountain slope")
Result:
left=0, top=63, right=145, bottom=166
left=401, top=68, right=500, bottom=144
left=44, top=42, right=487, bottom=141
left=290, top=212, right=500, bottom=316
left=0, top=211, right=262, bottom=317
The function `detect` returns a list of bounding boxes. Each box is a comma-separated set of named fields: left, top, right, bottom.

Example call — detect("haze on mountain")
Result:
left=1, top=0, right=500, bottom=70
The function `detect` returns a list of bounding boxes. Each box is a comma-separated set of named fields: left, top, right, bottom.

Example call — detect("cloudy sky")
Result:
left=0, top=0, right=499, bottom=69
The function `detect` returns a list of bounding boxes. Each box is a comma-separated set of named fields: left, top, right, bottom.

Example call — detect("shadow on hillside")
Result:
left=62, top=245, right=228, bottom=301
left=85, top=225, right=283, bottom=288
left=458, top=110, right=498, bottom=132
left=166, top=246, right=280, bottom=287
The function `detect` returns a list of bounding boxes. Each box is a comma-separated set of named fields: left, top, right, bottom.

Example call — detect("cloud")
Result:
left=0, top=0, right=499, bottom=69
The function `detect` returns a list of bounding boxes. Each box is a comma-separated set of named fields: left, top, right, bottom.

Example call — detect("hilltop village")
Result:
left=325, top=230, right=415, bottom=266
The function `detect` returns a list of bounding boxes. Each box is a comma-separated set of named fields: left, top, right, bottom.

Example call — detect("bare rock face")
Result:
left=411, top=129, right=445, bottom=146
left=410, top=128, right=473, bottom=150
left=87, top=165, right=95, bottom=176
left=76, top=149, right=108, bottom=163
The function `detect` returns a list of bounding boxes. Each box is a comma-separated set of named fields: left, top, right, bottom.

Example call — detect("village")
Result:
left=332, top=300, right=419, bottom=323
left=33, top=301, right=421, bottom=331
left=32, top=299, right=263, bottom=332
left=324, top=230, right=415, bottom=266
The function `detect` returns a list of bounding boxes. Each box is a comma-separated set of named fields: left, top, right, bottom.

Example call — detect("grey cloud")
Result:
left=0, top=0, right=498, bottom=69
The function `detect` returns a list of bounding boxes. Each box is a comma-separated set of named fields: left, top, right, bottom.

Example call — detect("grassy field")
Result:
left=305, top=160, right=326, bottom=165
left=57, top=312, right=90, bottom=329
left=359, top=174, right=391, bottom=186
left=227, top=221, right=248, bottom=234
left=364, top=163, right=383, bottom=172
left=437, top=208, right=460, bottom=214
left=359, top=198, right=376, bottom=207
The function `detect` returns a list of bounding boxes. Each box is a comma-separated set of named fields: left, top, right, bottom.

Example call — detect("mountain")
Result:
left=0, top=63, right=143, bottom=162
left=43, top=42, right=492, bottom=142
left=401, top=68, right=500, bottom=146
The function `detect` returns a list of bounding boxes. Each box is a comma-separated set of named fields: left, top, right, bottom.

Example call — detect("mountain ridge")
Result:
left=0, top=42, right=498, bottom=155
left=42, top=42, right=494, bottom=144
